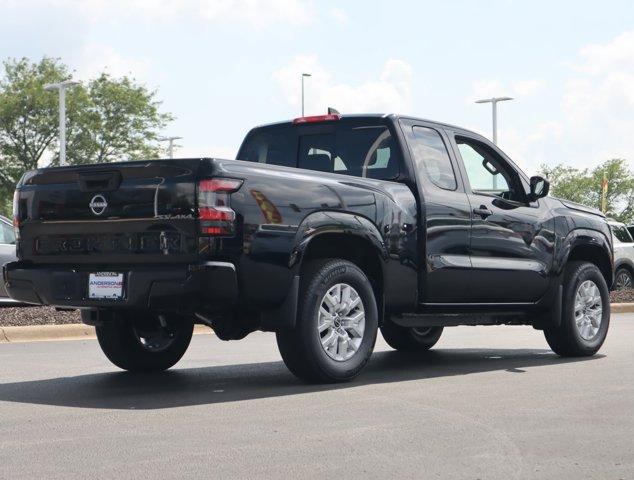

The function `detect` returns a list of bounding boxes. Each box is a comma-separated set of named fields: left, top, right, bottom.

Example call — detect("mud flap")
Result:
left=260, top=275, right=299, bottom=331
left=533, top=284, right=562, bottom=330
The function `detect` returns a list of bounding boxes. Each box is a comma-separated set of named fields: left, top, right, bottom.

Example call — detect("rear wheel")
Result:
left=276, top=259, right=378, bottom=383
left=544, top=261, right=609, bottom=357
left=96, top=311, right=194, bottom=372
left=614, top=267, right=633, bottom=290
left=381, top=321, right=443, bottom=352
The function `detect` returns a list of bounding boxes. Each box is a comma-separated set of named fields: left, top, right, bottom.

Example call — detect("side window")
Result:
left=239, top=130, right=295, bottom=168
left=456, top=137, right=523, bottom=202
left=613, top=225, right=633, bottom=243
left=406, top=126, right=457, bottom=190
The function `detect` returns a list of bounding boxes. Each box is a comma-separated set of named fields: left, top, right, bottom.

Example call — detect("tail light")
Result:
left=12, top=189, right=20, bottom=241
left=293, top=114, right=340, bottom=124
left=198, top=178, right=243, bottom=236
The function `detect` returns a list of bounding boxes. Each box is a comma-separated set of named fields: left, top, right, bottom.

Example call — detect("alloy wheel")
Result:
left=317, top=283, right=366, bottom=361
left=574, top=280, right=603, bottom=341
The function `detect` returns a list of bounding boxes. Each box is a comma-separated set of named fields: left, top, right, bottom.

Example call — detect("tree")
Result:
left=0, top=57, right=71, bottom=199
left=540, top=159, right=634, bottom=223
left=61, top=74, right=173, bottom=165
left=0, top=57, right=173, bottom=216
left=538, top=164, right=594, bottom=205
left=590, top=159, right=634, bottom=222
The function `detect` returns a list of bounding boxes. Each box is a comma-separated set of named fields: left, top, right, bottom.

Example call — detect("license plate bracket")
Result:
left=88, top=272, right=124, bottom=300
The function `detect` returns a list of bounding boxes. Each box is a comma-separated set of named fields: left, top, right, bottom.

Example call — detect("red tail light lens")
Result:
left=199, top=178, right=243, bottom=193
left=198, top=178, right=242, bottom=236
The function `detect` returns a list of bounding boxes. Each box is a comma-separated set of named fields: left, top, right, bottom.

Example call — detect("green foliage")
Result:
left=62, top=74, right=173, bottom=165
left=539, top=159, right=634, bottom=223
left=0, top=57, right=173, bottom=213
left=0, top=57, right=71, bottom=191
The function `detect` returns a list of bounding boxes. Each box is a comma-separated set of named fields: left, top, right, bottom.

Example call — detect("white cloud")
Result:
left=273, top=55, right=413, bottom=115
left=486, top=31, right=634, bottom=174
left=513, top=79, right=543, bottom=96
left=76, top=44, right=151, bottom=81
left=329, top=7, right=348, bottom=24
left=501, top=122, right=564, bottom=173
left=468, top=78, right=543, bottom=103
left=573, top=31, right=634, bottom=75
left=562, top=30, right=634, bottom=164
left=41, top=0, right=312, bottom=27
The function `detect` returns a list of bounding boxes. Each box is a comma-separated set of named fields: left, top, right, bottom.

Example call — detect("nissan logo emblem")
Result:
left=89, top=195, right=108, bottom=216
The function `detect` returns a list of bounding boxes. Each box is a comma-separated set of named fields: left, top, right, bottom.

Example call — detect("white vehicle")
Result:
left=608, top=220, right=634, bottom=290
left=0, top=215, right=18, bottom=304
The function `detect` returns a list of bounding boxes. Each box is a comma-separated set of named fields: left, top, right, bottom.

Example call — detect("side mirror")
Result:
left=528, top=176, right=549, bottom=201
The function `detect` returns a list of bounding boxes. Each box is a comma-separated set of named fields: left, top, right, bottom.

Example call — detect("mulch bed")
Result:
left=610, top=289, right=634, bottom=304
left=0, top=306, right=80, bottom=327
left=2, top=290, right=634, bottom=327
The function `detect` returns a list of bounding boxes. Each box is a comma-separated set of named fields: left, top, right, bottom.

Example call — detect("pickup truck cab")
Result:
left=4, top=113, right=613, bottom=382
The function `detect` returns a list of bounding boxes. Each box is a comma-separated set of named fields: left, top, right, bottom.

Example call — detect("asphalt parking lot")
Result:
left=1, top=314, right=633, bottom=479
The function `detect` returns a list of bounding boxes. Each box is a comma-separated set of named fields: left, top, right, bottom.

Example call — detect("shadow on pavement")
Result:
left=0, top=348, right=602, bottom=410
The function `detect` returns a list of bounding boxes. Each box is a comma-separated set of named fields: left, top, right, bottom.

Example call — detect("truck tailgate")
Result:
left=14, top=160, right=203, bottom=264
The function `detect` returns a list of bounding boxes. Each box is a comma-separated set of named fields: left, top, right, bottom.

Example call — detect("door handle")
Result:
left=473, top=205, right=492, bottom=218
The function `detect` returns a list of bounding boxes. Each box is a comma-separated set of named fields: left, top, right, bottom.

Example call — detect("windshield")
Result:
left=237, top=119, right=400, bottom=181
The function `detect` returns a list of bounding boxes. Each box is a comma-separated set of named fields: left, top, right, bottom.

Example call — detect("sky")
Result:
left=1, top=0, right=634, bottom=175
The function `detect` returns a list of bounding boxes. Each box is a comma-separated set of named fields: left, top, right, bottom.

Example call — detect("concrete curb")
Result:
left=0, top=324, right=212, bottom=344
left=2, top=304, right=634, bottom=344
left=611, top=303, right=634, bottom=314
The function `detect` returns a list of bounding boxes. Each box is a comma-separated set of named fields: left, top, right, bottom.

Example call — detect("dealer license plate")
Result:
left=88, top=272, right=124, bottom=300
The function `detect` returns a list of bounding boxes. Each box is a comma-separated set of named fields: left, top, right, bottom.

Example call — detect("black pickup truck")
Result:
left=4, top=113, right=613, bottom=382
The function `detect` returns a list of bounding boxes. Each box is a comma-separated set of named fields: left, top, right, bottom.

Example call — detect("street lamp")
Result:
left=475, top=96, right=514, bottom=145
left=158, top=136, right=183, bottom=159
left=301, top=73, right=311, bottom=116
left=44, top=80, right=79, bottom=166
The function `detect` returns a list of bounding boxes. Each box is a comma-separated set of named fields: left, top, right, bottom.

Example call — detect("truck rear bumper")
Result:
left=2, top=261, right=238, bottom=310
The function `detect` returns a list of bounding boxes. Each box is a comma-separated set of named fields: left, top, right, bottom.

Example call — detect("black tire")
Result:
left=381, top=321, right=443, bottom=352
left=96, top=310, right=194, bottom=372
left=544, top=261, right=610, bottom=357
left=614, top=267, right=633, bottom=290
left=276, top=259, right=378, bottom=383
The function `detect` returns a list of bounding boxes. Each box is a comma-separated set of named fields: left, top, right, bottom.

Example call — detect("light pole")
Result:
left=475, top=96, right=513, bottom=189
left=301, top=73, right=311, bottom=116
left=158, top=136, right=183, bottom=159
left=475, top=96, right=514, bottom=145
left=44, top=80, right=79, bottom=166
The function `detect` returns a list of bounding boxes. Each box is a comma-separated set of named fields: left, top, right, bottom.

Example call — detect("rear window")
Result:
left=237, top=121, right=400, bottom=180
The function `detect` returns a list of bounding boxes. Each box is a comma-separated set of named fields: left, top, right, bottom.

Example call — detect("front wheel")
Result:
left=276, top=259, right=378, bottom=383
left=544, top=261, right=610, bottom=357
left=96, top=311, right=194, bottom=372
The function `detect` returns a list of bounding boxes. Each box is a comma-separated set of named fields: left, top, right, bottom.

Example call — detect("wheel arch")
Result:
left=560, top=229, right=613, bottom=288
left=294, top=212, right=387, bottom=311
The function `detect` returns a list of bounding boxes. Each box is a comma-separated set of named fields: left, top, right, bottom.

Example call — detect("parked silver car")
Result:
left=0, top=215, right=18, bottom=304
left=609, top=220, right=634, bottom=290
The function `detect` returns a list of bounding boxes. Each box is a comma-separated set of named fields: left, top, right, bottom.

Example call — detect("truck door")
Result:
left=448, top=131, right=553, bottom=303
left=400, top=120, right=473, bottom=303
